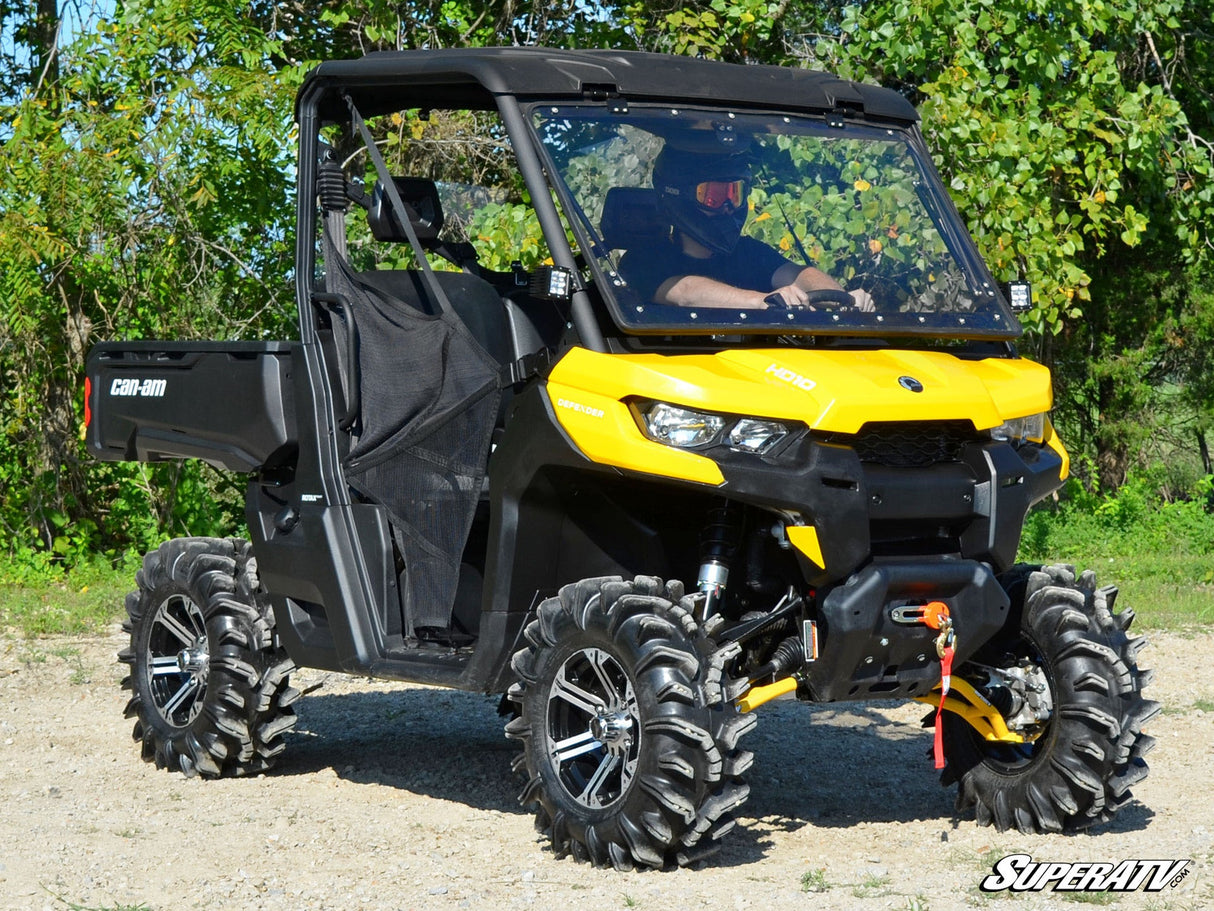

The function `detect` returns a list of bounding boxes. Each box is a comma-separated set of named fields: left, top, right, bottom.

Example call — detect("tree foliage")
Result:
left=787, top=0, right=1213, bottom=484
left=2, top=0, right=1213, bottom=572
left=1, top=0, right=295, bottom=570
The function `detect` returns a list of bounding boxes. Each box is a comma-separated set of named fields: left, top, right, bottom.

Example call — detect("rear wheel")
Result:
left=506, top=576, right=755, bottom=869
left=943, top=564, right=1158, bottom=832
left=118, top=537, right=299, bottom=777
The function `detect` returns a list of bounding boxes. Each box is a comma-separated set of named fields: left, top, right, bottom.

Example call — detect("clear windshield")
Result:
left=533, top=106, right=1017, bottom=338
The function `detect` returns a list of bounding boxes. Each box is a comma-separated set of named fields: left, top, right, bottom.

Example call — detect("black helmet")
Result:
left=652, top=147, right=752, bottom=254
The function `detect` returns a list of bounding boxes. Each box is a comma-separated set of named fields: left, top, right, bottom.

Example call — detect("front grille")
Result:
left=822, top=420, right=981, bottom=467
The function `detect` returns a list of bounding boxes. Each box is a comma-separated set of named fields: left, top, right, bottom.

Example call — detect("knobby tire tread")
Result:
left=506, top=575, right=754, bottom=869
left=943, top=563, right=1157, bottom=833
left=119, top=537, right=298, bottom=778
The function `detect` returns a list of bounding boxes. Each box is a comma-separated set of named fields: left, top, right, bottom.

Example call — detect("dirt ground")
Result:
left=0, top=626, right=1210, bottom=911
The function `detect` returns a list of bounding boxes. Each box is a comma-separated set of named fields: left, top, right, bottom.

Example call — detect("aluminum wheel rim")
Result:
left=146, top=594, right=209, bottom=728
left=545, top=646, right=641, bottom=810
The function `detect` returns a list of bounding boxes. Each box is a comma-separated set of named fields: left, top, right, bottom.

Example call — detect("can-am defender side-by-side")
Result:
left=86, top=49, right=1158, bottom=869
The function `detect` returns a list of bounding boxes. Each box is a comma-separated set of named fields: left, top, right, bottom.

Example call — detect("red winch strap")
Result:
left=933, top=642, right=954, bottom=770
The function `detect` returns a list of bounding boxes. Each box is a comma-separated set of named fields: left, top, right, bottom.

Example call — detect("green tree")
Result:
left=785, top=0, right=1214, bottom=483
left=0, top=0, right=296, bottom=566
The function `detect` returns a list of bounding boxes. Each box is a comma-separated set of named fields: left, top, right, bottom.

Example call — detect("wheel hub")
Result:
left=176, top=639, right=210, bottom=676
left=979, top=660, right=1054, bottom=732
left=545, top=646, right=641, bottom=809
left=590, top=707, right=634, bottom=753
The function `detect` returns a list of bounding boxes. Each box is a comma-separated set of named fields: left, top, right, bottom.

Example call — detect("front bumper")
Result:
left=714, top=435, right=1065, bottom=586
left=800, top=557, right=1009, bottom=702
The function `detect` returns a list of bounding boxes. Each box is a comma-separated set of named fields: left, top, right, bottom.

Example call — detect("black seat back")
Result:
left=355, top=268, right=512, bottom=367
left=600, top=186, right=669, bottom=250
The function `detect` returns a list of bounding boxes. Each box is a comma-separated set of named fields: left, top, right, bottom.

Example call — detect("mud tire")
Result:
left=943, top=563, right=1158, bottom=832
left=506, top=576, right=754, bottom=869
left=118, top=537, right=299, bottom=777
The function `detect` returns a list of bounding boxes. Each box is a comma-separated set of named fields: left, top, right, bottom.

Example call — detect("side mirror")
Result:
left=367, top=177, right=444, bottom=243
left=1001, top=280, right=1033, bottom=313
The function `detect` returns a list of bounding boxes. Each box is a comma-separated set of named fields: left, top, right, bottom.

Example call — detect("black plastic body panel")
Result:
left=86, top=341, right=296, bottom=472
left=714, top=437, right=1064, bottom=586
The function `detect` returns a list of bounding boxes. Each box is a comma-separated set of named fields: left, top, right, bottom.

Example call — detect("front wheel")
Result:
left=118, top=537, right=299, bottom=777
left=943, top=564, right=1159, bottom=832
left=506, top=576, right=755, bottom=869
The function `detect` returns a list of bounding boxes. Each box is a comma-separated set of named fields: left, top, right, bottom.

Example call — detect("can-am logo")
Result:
left=765, top=363, right=816, bottom=392
left=980, top=854, right=1190, bottom=894
left=109, top=378, right=167, bottom=398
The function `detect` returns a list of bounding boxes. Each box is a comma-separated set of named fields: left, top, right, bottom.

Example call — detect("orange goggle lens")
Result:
left=695, top=179, right=747, bottom=210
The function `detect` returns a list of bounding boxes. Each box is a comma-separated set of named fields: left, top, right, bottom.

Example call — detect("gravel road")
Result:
left=1, top=627, right=1210, bottom=911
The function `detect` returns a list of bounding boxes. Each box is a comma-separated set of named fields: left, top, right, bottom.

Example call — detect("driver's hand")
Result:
left=849, top=289, right=875, bottom=312
left=768, top=284, right=810, bottom=309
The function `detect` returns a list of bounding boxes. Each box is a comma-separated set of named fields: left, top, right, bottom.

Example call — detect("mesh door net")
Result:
left=323, top=234, right=501, bottom=634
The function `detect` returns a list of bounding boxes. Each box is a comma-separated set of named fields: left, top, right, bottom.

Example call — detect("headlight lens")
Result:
left=641, top=403, right=726, bottom=448
left=729, top=418, right=789, bottom=454
left=989, top=412, right=1046, bottom=445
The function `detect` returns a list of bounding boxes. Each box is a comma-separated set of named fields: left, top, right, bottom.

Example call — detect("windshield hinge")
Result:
left=583, top=82, right=628, bottom=113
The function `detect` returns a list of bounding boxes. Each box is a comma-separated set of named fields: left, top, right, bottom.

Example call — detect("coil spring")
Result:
left=700, top=501, right=740, bottom=565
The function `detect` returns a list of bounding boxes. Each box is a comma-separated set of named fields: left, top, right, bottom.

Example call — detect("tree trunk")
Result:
left=33, top=0, right=59, bottom=91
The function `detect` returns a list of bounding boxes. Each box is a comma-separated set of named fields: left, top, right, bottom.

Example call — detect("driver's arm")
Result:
left=653, top=274, right=770, bottom=309
left=771, top=264, right=875, bottom=311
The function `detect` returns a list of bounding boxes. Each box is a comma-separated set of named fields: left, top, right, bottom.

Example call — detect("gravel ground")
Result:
left=0, top=627, right=1211, bottom=911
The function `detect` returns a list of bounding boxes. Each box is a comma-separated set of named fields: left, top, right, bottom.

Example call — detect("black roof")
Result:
left=301, top=47, right=918, bottom=124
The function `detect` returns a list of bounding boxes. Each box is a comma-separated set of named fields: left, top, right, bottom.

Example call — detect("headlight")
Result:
left=729, top=418, right=789, bottom=454
left=989, top=412, right=1046, bottom=445
left=639, top=402, right=792, bottom=454
left=641, top=403, right=726, bottom=448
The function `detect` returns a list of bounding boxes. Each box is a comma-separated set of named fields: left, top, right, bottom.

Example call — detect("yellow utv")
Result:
left=86, top=48, right=1157, bottom=869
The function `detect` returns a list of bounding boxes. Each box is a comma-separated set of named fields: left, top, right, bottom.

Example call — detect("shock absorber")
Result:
left=697, top=500, right=741, bottom=621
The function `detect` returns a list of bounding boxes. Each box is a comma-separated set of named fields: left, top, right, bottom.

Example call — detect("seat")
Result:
left=600, top=186, right=669, bottom=251
left=355, top=268, right=513, bottom=368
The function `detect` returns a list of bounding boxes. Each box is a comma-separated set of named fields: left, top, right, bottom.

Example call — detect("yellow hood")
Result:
left=549, top=347, right=1052, bottom=435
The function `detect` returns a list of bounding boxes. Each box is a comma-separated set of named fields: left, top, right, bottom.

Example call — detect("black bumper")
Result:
left=802, top=557, right=1009, bottom=702
left=714, top=435, right=1065, bottom=585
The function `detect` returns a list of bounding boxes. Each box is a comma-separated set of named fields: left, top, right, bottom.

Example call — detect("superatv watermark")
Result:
left=980, top=853, right=1190, bottom=894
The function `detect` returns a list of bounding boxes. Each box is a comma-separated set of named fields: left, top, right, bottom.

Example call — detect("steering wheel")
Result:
left=805, top=288, right=856, bottom=307
left=765, top=288, right=856, bottom=309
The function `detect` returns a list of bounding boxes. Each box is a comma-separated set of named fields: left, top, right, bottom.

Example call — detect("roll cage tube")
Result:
left=497, top=94, right=606, bottom=353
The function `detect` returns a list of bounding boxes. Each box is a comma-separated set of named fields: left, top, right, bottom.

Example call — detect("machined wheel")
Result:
left=119, top=537, right=299, bottom=777
left=942, top=563, right=1159, bottom=832
left=506, top=576, right=755, bottom=869
left=144, top=591, right=210, bottom=728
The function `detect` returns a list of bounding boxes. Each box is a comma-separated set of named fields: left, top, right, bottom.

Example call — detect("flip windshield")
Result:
left=533, top=106, right=1018, bottom=338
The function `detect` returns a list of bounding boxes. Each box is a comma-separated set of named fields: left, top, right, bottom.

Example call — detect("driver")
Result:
left=620, top=146, right=874, bottom=311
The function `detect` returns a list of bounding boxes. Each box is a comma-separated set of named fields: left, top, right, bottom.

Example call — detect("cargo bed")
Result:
left=86, top=341, right=297, bottom=472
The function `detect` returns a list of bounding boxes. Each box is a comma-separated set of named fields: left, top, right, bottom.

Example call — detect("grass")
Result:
left=1098, top=569, right=1214, bottom=632
left=851, top=873, right=894, bottom=899
left=0, top=557, right=135, bottom=637
left=44, top=887, right=150, bottom=911
left=800, top=868, right=830, bottom=893
left=1020, top=478, right=1214, bottom=632
left=1058, top=892, right=1117, bottom=905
